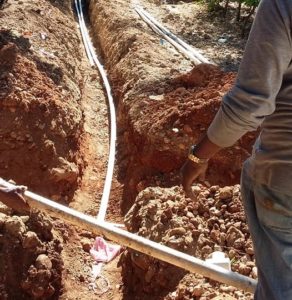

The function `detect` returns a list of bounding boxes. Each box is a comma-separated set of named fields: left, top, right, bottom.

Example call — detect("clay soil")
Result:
left=0, top=0, right=257, bottom=299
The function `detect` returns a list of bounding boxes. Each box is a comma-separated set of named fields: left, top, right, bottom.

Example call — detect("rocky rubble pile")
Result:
left=0, top=202, right=63, bottom=299
left=122, top=184, right=256, bottom=299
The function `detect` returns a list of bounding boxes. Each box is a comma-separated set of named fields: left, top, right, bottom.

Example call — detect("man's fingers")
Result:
left=181, top=162, right=200, bottom=199
left=198, top=167, right=207, bottom=182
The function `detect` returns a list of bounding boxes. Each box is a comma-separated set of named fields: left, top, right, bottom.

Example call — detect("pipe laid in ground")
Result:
left=75, top=0, right=94, bottom=66
left=135, top=6, right=210, bottom=65
left=139, top=7, right=210, bottom=64
left=1, top=179, right=257, bottom=293
left=135, top=7, right=201, bottom=65
left=75, top=0, right=117, bottom=222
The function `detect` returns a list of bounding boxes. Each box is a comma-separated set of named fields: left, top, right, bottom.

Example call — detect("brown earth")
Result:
left=0, top=203, right=63, bottom=299
left=0, top=0, right=258, bottom=299
left=0, top=1, right=83, bottom=202
left=0, top=0, right=113, bottom=299
left=123, top=185, right=255, bottom=300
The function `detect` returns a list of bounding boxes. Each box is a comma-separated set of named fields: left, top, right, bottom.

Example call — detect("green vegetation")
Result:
left=205, top=0, right=260, bottom=36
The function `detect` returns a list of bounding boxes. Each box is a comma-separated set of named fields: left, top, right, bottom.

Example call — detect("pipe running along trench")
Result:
left=75, top=0, right=117, bottom=222
left=1, top=179, right=257, bottom=293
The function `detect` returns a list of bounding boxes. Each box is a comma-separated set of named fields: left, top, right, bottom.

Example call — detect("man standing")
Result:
left=181, top=0, right=292, bottom=299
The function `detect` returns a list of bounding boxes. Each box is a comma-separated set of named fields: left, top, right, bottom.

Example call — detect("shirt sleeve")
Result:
left=207, top=0, right=292, bottom=147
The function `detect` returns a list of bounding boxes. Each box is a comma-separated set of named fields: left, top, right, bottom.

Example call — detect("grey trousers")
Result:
left=241, top=160, right=292, bottom=300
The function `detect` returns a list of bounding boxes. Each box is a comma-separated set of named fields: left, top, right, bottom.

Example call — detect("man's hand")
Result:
left=180, top=135, right=222, bottom=199
left=0, top=184, right=30, bottom=213
left=181, top=159, right=208, bottom=199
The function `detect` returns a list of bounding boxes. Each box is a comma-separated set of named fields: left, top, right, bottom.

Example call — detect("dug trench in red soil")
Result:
left=89, top=0, right=257, bottom=212
left=0, top=0, right=111, bottom=299
left=0, top=0, right=258, bottom=299
left=89, top=0, right=258, bottom=299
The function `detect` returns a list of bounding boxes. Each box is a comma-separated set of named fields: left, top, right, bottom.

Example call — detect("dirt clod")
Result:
left=0, top=208, right=63, bottom=300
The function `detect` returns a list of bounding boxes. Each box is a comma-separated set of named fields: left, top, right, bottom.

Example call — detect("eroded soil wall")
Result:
left=0, top=1, right=91, bottom=298
left=0, top=0, right=84, bottom=201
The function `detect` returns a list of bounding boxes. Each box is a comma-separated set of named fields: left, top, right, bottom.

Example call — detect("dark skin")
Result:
left=0, top=183, right=30, bottom=213
left=181, top=134, right=222, bottom=199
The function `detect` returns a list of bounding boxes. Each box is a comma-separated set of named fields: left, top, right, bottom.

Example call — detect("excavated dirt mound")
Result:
left=0, top=0, right=84, bottom=201
left=0, top=2, right=106, bottom=299
left=0, top=203, right=63, bottom=299
left=123, top=185, right=255, bottom=299
left=0, top=36, right=82, bottom=200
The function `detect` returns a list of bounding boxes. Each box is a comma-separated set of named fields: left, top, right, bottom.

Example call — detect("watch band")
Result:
left=188, top=145, right=209, bottom=164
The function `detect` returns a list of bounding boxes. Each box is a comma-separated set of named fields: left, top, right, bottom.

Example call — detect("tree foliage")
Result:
left=203, top=0, right=260, bottom=36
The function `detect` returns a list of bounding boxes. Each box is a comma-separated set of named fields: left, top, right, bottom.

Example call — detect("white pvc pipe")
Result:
left=0, top=179, right=256, bottom=293
left=75, top=0, right=117, bottom=222
left=136, top=7, right=210, bottom=65
left=136, top=8, right=201, bottom=65
left=138, top=7, right=210, bottom=64
left=75, top=0, right=94, bottom=66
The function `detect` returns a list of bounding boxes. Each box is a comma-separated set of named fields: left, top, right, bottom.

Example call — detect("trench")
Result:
left=0, top=0, right=257, bottom=299
left=87, top=1, right=257, bottom=299
left=88, top=0, right=255, bottom=212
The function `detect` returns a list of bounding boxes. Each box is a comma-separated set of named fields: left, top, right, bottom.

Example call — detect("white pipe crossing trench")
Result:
left=1, top=179, right=257, bottom=293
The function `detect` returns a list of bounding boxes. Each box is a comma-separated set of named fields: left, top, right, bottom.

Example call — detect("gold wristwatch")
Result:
left=188, top=145, right=209, bottom=164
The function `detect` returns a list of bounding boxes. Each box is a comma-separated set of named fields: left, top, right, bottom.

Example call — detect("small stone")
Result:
left=192, top=185, right=201, bottom=194
left=186, top=211, right=194, bottom=218
left=169, top=227, right=187, bottom=236
left=5, top=216, right=26, bottom=237
left=192, top=286, right=204, bottom=297
left=184, top=235, right=193, bottom=245
left=226, top=226, right=245, bottom=247
left=218, top=38, right=227, bottom=43
left=245, top=246, right=254, bottom=255
left=0, top=203, right=12, bottom=215
left=238, top=263, right=251, bottom=275
left=22, top=231, right=41, bottom=248
left=80, top=238, right=92, bottom=252
left=166, top=200, right=175, bottom=208
left=35, top=254, right=52, bottom=270
left=0, top=212, right=7, bottom=228
left=20, top=216, right=30, bottom=223
left=50, top=158, right=79, bottom=184
left=228, top=249, right=236, bottom=258
left=251, top=266, right=258, bottom=278
left=219, top=286, right=237, bottom=293
left=218, top=187, right=233, bottom=200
